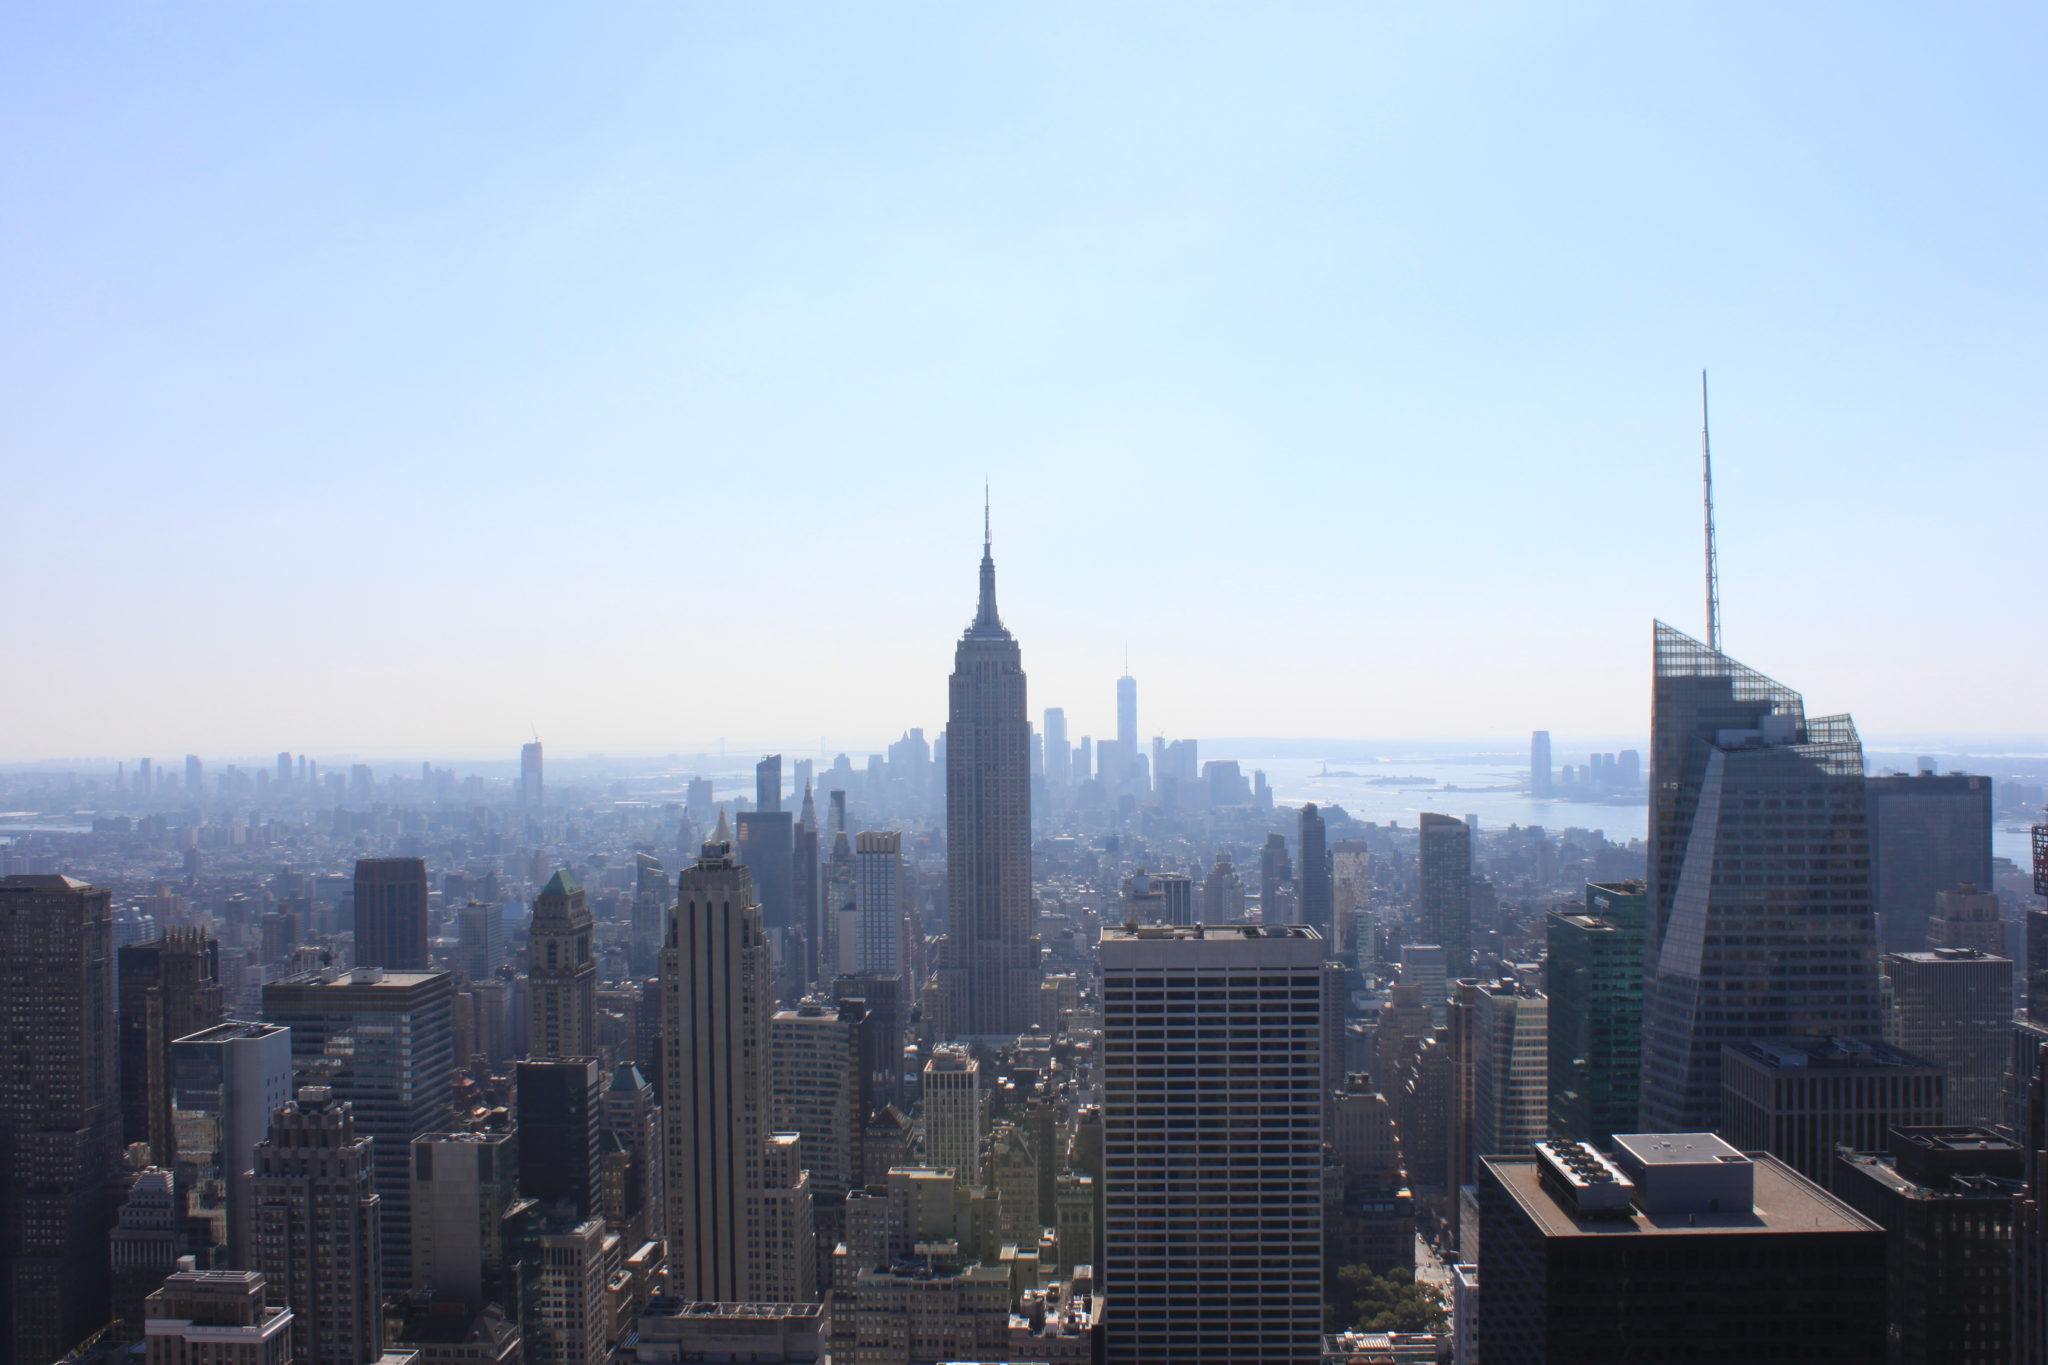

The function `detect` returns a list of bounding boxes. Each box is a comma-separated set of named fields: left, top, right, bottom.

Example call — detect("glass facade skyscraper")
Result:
left=1638, top=623, right=1884, bottom=1133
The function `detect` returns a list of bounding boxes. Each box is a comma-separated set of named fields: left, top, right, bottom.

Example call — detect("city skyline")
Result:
left=5, top=5, right=2044, bottom=758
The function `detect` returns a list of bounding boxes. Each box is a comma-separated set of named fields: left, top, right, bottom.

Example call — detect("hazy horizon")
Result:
left=7, top=4, right=2041, bottom=760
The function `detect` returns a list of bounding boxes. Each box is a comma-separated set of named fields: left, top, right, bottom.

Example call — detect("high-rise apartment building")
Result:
left=1299, top=802, right=1332, bottom=948
left=1866, top=770, right=1994, bottom=952
left=1529, top=730, right=1552, bottom=797
left=1885, top=948, right=2012, bottom=1127
left=142, top=1270, right=292, bottom=1365
left=1545, top=881, right=1645, bottom=1145
left=1100, top=924, right=1325, bottom=1363
left=262, top=965, right=455, bottom=1288
left=249, top=1088, right=383, bottom=1365
left=0, top=874, right=120, bottom=1365
left=169, top=1020, right=293, bottom=1264
left=1418, top=814, right=1473, bottom=972
left=662, top=817, right=803, bottom=1302
left=1476, top=1133, right=1885, bottom=1363
left=1472, top=983, right=1548, bottom=1165
left=529, top=869, right=596, bottom=1061
left=353, top=856, right=430, bottom=972
left=1638, top=624, right=1884, bottom=1132
left=922, top=1045, right=986, bottom=1182
left=853, top=831, right=906, bottom=974
left=1720, top=1037, right=1944, bottom=1190
left=937, top=519, right=1039, bottom=1038
left=521, top=740, right=544, bottom=812
left=119, top=927, right=226, bottom=1161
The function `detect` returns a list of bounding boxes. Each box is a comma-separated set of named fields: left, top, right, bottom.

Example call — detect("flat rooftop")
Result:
left=1485, top=1151, right=1880, bottom=1239
left=1101, top=923, right=1322, bottom=942
left=1724, top=1037, right=1939, bottom=1071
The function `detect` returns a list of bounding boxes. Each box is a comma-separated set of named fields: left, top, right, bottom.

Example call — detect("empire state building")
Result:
left=938, top=514, right=1039, bottom=1038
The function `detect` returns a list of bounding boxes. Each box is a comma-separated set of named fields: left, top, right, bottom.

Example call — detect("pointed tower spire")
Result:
left=970, top=487, right=1005, bottom=636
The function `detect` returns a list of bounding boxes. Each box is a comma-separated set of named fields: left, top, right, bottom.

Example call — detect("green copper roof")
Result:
left=540, top=868, right=581, bottom=897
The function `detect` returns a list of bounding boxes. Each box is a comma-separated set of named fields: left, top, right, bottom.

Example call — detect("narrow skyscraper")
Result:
left=353, top=856, right=429, bottom=972
left=1298, top=802, right=1332, bottom=948
left=1418, top=813, right=1473, bottom=972
left=1530, top=730, right=1552, bottom=796
left=528, top=869, right=596, bottom=1060
left=937, top=509, right=1039, bottom=1038
left=520, top=739, right=544, bottom=811
left=1638, top=623, right=1884, bottom=1132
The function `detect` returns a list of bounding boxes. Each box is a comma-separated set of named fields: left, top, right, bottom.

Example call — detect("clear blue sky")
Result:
left=4, top=2, right=2041, bottom=761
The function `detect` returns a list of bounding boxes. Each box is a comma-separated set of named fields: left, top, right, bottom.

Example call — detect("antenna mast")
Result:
left=1701, top=370, right=1722, bottom=653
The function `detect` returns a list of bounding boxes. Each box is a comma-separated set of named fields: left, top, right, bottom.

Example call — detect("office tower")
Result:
left=734, top=809, right=796, bottom=944
left=527, top=1216, right=609, bottom=1365
left=518, top=1057, right=603, bottom=1223
left=353, top=856, right=430, bottom=972
left=602, top=1062, right=662, bottom=1247
left=457, top=900, right=507, bottom=984
left=143, top=1270, right=292, bottom=1365
left=1529, top=730, right=1552, bottom=796
left=1472, top=983, right=1548, bottom=1163
left=853, top=831, right=906, bottom=973
left=1926, top=884, right=2005, bottom=952
left=1545, top=880, right=1645, bottom=1145
left=922, top=1045, right=986, bottom=1181
left=792, top=789, right=821, bottom=986
left=1152, top=871, right=1194, bottom=926
left=1720, top=1037, right=1944, bottom=1189
left=937, top=516, right=1038, bottom=1039
left=1866, top=770, right=1994, bottom=951
left=170, top=1020, right=293, bottom=1264
left=250, top=1088, right=383, bottom=1365
left=662, top=817, right=775, bottom=1301
left=1398, top=942, right=1449, bottom=1021
left=262, top=965, right=455, bottom=1288
left=529, top=870, right=596, bottom=1060
left=1200, top=851, right=1246, bottom=921
left=1885, top=948, right=2011, bottom=1126
left=186, top=754, right=204, bottom=796
left=771, top=1001, right=867, bottom=1208
left=755, top=753, right=782, bottom=813
left=111, top=1166, right=181, bottom=1337
left=755, top=1132, right=817, bottom=1303
left=1836, top=1126, right=2023, bottom=1365
left=275, top=751, right=293, bottom=787
left=1299, top=802, right=1332, bottom=946
left=1101, top=924, right=1325, bottom=1363
left=0, top=874, right=119, bottom=1365
left=1477, top=1133, right=1885, bottom=1363
left=520, top=740, right=544, bottom=811
left=411, top=1129, right=520, bottom=1311
left=1043, top=707, right=1070, bottom=787
left=1418, top=813, right=1472, bottom=972
left=1116, top=671, right=1137, bottom=754
left=1639, top=623, right=1884, bottom=1132
left=119, top=927, right=226, bottom=1159
left=1258, top=832, right=1293, bottom=925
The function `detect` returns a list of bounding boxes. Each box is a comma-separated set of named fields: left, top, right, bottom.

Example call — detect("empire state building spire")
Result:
left=970, top=489, right=1006, bottom=639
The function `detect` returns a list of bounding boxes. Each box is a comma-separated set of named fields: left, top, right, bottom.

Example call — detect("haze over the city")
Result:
left=5, top=2, right=2042, bottom=759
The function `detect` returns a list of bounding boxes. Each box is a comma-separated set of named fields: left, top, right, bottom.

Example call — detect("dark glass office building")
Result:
left=1545, top=880, right=1645, bottom=1145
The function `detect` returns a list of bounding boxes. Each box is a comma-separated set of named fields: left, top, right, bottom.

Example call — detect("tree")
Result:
left=1330, top=1263, right=1448, bottom=1334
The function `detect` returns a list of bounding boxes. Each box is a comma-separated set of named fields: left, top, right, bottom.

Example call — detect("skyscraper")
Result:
left=1043, top=707, right=1070, bottom=787
left=262, top=965, right=455, bottom=1288
left=142, top=1270, right=292, bottom=1365
left=1418, top=813, right=1473, bottom=972
left=734, top=809, right=796, bottom=943
left=1298, top=802, right=1332, bottom=946
left=937, top=513, right=1038, bottom=1038
left=528, top=869, right=596, bottom=1061
left=661, top=815, right=773, bottom=1301
left=1530, top=730, right=1552, bottom=797
left=1886, top=948, right=2012, bottom=1127
left=353, top=856, right=430, bottom=972
left=1545, top=881, right=1645, bottom=1145
left=517, top=1057, right=603, bottom=1223
left=169, top=1020, right=294, bottom=1266
left=0, top=874, right=120, bottom=1365
left=1638, top=623, right=1884, bottom=1133
left=1472, top=982, right=1548, bottom=1165
left=1865, top=770, right=1995, bottom=952
left=520, top=740, right=544, bottom=812
left=853, top=831, right=906, bottom=974
left=118, top=926, right=226, bottom=1161
left=250, top=1088, right=382, bottom=1365
left=921, top=1045, right=986, bottom=1181
left=1100, top=924, right=1325, bottom=1363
